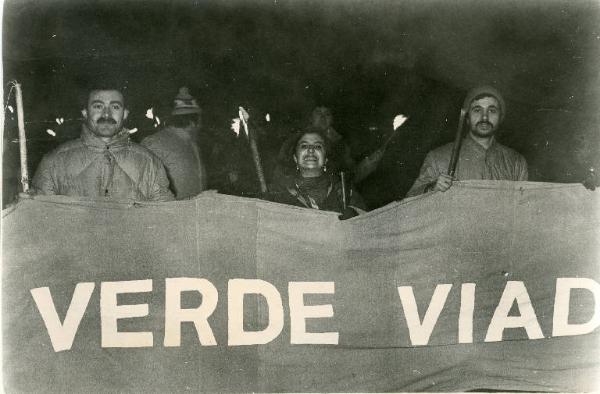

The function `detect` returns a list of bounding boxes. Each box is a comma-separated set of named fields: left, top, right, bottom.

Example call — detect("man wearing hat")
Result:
left=406, top=86, right=528, bottom=197
left=141, top=87, right=208, bottom=199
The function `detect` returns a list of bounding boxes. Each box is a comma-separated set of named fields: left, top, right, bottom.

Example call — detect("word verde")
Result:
left=30, top=277, right=600, bottom=352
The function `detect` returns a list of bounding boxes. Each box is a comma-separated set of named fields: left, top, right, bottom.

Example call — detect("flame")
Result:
left=265, top=113, right=271, bottom=122
left=231, top=118, right=241, bottom=136
left=46, top=129, right=56, bottom=137
left=7, top=105, right=14, bottom=113
left=393, top=114, right=408, bottom=131
left=128, top=128, right=138, bottom=134
left=145, top=108, right=154, bottom=119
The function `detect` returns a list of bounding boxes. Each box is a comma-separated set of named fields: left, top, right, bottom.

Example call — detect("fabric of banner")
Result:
left=2, top=181, right=599, bottom=392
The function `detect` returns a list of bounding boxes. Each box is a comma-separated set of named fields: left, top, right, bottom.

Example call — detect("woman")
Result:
left=266, top=127, right=366, bottom=218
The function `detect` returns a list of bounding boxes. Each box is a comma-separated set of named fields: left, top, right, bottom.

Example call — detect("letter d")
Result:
left=228, top=279, right=284, bottom=346
left=553, top=278, right=600, bottom=337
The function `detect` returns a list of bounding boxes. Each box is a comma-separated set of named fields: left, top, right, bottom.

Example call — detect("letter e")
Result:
left=101, top=279, right=153, bottom=348
left=289, top=282, right=338, bottom=345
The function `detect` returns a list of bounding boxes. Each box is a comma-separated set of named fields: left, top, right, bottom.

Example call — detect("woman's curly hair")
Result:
left=279, top=126, right=332, bottom=167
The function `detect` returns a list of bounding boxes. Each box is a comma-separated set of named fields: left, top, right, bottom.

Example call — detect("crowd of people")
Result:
left=27, top=83, right=529, bottom=218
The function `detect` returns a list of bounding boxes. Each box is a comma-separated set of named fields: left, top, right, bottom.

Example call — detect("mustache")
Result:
left=476, top=121, right=493, bottom=127
left=97, top=117, right=117, bottom=125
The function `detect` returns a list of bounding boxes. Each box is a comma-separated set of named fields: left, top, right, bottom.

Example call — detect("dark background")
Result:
left=3, top=0, right=599, bottom=208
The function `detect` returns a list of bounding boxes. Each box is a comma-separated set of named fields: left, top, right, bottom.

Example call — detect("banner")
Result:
left=3, top=181, right=599, bottom=392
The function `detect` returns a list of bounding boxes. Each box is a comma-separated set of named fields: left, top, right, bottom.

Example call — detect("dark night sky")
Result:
left=3, top=0, right=600, bottom=206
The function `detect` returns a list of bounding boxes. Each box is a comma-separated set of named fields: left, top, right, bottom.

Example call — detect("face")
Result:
left=310, top=107, right=333, bottom=130
left=82, top=90, right=128, bottom=139
left=294, top=133, right=327, bottom=176
left=467, top=96, right=501, bottom=138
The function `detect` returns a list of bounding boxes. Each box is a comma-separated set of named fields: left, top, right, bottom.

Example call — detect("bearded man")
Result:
left=406, top=86, right=528, bottom=197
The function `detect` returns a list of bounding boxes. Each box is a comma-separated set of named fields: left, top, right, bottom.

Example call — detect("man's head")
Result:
left=462, top=86, right=505, bottom=139
left=168, top=87, right=202, bottom=131
left=81, top=89, right=128, bottom=141
left=310, top=106, right=333, bottom=130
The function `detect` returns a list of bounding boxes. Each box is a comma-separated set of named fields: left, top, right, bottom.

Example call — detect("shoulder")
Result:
left=428, top=142, right=454, bottom=157
left=41, top=138, right=85, bottom=164
left=495, top=141, right=526, bottom=162
left=421, top=141, right=453, bottom=167
left=125, top=142, right=165, bottom=166
left=141, top=129, right=170, bottom=147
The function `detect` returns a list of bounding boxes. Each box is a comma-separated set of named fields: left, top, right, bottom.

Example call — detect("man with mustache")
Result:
left=406, top=86, right=528, bottom=197
left=32, top=87, right=173, bottom=201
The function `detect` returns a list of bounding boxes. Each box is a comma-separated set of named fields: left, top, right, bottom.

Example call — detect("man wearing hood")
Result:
left=406, top=86, right=528, bottom=197
left=32, top=87, right=173, bottom=201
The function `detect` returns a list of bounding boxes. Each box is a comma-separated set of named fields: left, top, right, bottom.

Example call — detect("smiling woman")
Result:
left=264, top=127, right=366, bottom=217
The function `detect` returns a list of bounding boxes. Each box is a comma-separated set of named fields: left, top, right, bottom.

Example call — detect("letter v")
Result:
left=397, top=284, right=452, bottom=346
left=30, top=283, right=95, bottom=352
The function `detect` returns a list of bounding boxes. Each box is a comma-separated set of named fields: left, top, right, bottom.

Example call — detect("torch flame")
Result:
left=231, top=118, right=241, bottom=136
left=393, top=114, right=408, bottom=131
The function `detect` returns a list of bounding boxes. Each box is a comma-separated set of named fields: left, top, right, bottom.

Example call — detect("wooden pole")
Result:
left=340, top=171, right=347, bottom=211
left=14, top=82, right=30, bottom=193
left=239, top=107, right=268, bottom=193
left=447, top=109, right=466, bottom=178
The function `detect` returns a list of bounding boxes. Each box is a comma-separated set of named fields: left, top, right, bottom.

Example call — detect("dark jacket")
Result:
left=265, top=173, right=366, bottom=214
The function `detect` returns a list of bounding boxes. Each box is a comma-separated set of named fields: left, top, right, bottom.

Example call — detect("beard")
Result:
left=470, top=121, right=497, bottom=138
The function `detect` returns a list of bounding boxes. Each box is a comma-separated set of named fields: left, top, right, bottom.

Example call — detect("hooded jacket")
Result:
left=32, top=125, right=174, bottom=201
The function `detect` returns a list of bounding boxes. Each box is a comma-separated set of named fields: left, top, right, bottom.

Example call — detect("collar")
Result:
left=81, top=124, right=130, bottom=150
left=465, top=133, right=496, bottom=152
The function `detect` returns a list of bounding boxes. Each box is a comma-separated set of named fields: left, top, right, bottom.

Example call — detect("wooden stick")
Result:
left=239, top=107, right=268, bottom=193
left=340, top=171, right=347, bottom=210
left=447, top=108, right=466, bottom=178
left=14, top=82, right=30, bottom=193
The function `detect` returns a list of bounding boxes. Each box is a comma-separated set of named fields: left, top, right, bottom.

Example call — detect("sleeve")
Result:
left=517, top=155, right=529, bottom=181
left=144, top=155, right=174, bottom=202
left=31, top=154, right=57, bottom=195
left=348, top=185, right=367, bottom=212
left=405, top=152, right=440, bottom=197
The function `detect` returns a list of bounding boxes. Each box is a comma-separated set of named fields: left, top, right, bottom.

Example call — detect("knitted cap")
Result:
left=171, top=87, right=201, bottom=115
left=462, top=86, right=505, bottom=121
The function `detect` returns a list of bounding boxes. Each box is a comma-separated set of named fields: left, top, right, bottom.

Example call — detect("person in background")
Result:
left=406, top=86, right=528, bottom=197
left=265, top=127, right=366, bottom=219
left=141, top=87, right=207, bottom=199
left=32, top=86, right=173, bottom=201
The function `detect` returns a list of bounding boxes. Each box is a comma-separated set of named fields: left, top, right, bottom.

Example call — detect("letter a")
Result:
left=397, top=284, right=452, bottom=346
left=485, top=281, right=544, bottom=342
left=30, top=283, right=95, bottom=352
